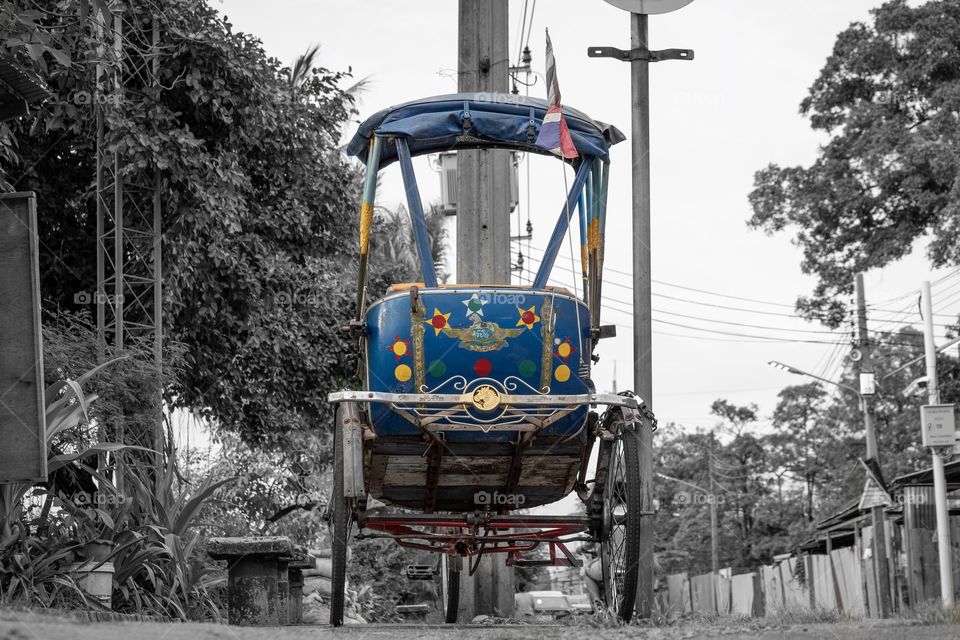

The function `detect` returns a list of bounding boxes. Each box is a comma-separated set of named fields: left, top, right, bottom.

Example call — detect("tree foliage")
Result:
left=1, top=0, right=444, bottom=451
left=748, top=0, right=960, bottom=325
left=655, top=329, right=960, bottom=576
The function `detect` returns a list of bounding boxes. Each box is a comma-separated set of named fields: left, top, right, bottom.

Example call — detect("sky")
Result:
left=213, top=0, right=959, bottom=433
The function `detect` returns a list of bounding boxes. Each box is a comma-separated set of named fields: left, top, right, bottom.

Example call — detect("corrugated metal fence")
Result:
left=661, top=550, right=866, bottom=617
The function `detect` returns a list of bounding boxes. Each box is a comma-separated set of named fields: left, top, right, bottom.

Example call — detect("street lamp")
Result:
left=767, top=360, right=862, bottom=399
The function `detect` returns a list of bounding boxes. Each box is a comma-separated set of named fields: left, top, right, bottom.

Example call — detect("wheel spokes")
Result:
left=603, top=436, right=630, bottom=614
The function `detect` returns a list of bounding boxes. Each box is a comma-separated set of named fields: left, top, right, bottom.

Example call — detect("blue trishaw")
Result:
left=328, top=94, right=653, bottom=625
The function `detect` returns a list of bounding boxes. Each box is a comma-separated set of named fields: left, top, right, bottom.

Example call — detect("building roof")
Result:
left=890, top=458, right=960, bottom=489
left=0, top=55, right=51, bottom=122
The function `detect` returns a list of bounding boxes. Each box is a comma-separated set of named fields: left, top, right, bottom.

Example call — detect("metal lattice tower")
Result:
left=91, top=2, right=163, bottom=464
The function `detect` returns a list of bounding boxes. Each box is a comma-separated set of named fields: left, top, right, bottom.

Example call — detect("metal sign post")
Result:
left=589, top=0, right=695, bottom=618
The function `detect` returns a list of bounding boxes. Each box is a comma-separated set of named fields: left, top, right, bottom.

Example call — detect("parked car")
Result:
left=515, top=590, right=574, bottom=619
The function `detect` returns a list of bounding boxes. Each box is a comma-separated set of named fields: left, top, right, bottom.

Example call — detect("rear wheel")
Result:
left=329, top=407, right=353, bottom=627
left=440, top=554, right=461, bottom=623
left=600, top=422, right=642, bottom=622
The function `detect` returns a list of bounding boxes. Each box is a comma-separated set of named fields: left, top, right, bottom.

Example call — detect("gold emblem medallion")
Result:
left=471, top=385, right=501, bottom=412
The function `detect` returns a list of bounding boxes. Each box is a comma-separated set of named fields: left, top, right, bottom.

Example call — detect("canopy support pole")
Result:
left=395, top=137, right=439, bottom=288
left=355, top=136, right=383, bottom=321
left=577, top=190, right=589, bottom=305
left=533, top=158, right=593, bottom=289
left=590, top=158, right=606, bottom=329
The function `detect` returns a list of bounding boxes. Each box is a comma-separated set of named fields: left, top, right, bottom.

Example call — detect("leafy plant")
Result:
left=0, top=354, right=133, bottom=610
left=0, top=357, right=126, bottom=540
left=106, top=461, right=234, bottom=620
left=0, top=527, right=90, bottom=609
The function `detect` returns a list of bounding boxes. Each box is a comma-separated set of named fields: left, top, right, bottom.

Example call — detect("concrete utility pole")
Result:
left=457, top=0, right=512, bottom=284
left=854, top=273, right=891, bottom=617
left=708, top=449, right=719, bottom=575
left=920, top=280, right=955, bottom=609
left=456, top=0, right=514, bottom=619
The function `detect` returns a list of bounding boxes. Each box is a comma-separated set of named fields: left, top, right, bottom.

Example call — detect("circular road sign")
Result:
left=603, top=0, right=695, bottom=14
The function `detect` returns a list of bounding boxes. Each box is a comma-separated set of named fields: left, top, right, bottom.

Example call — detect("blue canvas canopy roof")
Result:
left=347, top=93, right=625, bottom=166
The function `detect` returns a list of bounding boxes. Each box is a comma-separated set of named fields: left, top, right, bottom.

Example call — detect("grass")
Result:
left=895, top=600, right=960, bottom=625
left=766, top=606, right=855, bottom=625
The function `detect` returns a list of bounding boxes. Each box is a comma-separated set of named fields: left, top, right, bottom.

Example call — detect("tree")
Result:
left=766, top=383, right=830, bottom=523
left=653, top=423, right=718, bottom=574
left=708, top=400, right=768, bottom=568
left=748, top=0, right=960, bottom=326
left=369, top=203, right=449, bottom=285
left=654, top=408, right=770, bottom=574
left=709, top=399, right=757, bottom=438
left=1, top=0, right=445, bottom=453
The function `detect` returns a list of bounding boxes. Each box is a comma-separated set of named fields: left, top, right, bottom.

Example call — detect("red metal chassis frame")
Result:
left=359, top=512, right=591, bottom=567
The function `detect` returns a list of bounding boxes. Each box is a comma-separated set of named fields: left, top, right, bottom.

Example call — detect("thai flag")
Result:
left=534, top=29, right=578, bottom=159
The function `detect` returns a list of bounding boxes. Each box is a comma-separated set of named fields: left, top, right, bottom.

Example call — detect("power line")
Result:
left=521, top=242, right=810, bottom=310
left=649, top=317, right=854, bottom=345
left=527, top=251, right=932, bottom=347
left=528, top=255, right=862, bottom=341
left=932, top=267, right=960, bottom=289
left=816, top=336, right=851, bottom=380
left=525, top=251, right=842, bottom=320
left=863, top=268, right=959, bottom=311
left=548, top=277, right=928, bottom=348
left=513, top=0, right=529, bottom=67
left=933, top=288, right=960, bottom=317
left=599, top=294, right=849, bottom=336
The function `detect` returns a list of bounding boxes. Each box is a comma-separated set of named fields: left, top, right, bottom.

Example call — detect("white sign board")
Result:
left=920, top=404, right=956, bottom=447
left=859, top=372, right=876, bottom=396
left=859, top=477, right=892, bottom=511
left=603, top=0, right=695, bottom=15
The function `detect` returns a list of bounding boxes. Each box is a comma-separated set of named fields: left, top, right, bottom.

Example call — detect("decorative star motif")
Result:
left=555, top=337, right=576, bottom=363
left=387, top=336, right=410, bottom=360
left=426, top=308, right=452, bottom=336
left=462, top=292, right=486, bottom=318
left=516, top=305, right=540, bottom=330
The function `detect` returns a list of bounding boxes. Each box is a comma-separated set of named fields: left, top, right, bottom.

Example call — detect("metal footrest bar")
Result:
left=358, top=512, right=592, bottom=565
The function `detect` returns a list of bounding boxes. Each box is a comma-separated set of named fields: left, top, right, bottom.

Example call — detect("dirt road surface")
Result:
left=0, top=612, right=957, bottom=640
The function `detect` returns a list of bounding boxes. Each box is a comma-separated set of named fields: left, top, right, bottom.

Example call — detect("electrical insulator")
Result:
left=522, top=46, right=532, bottom=66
